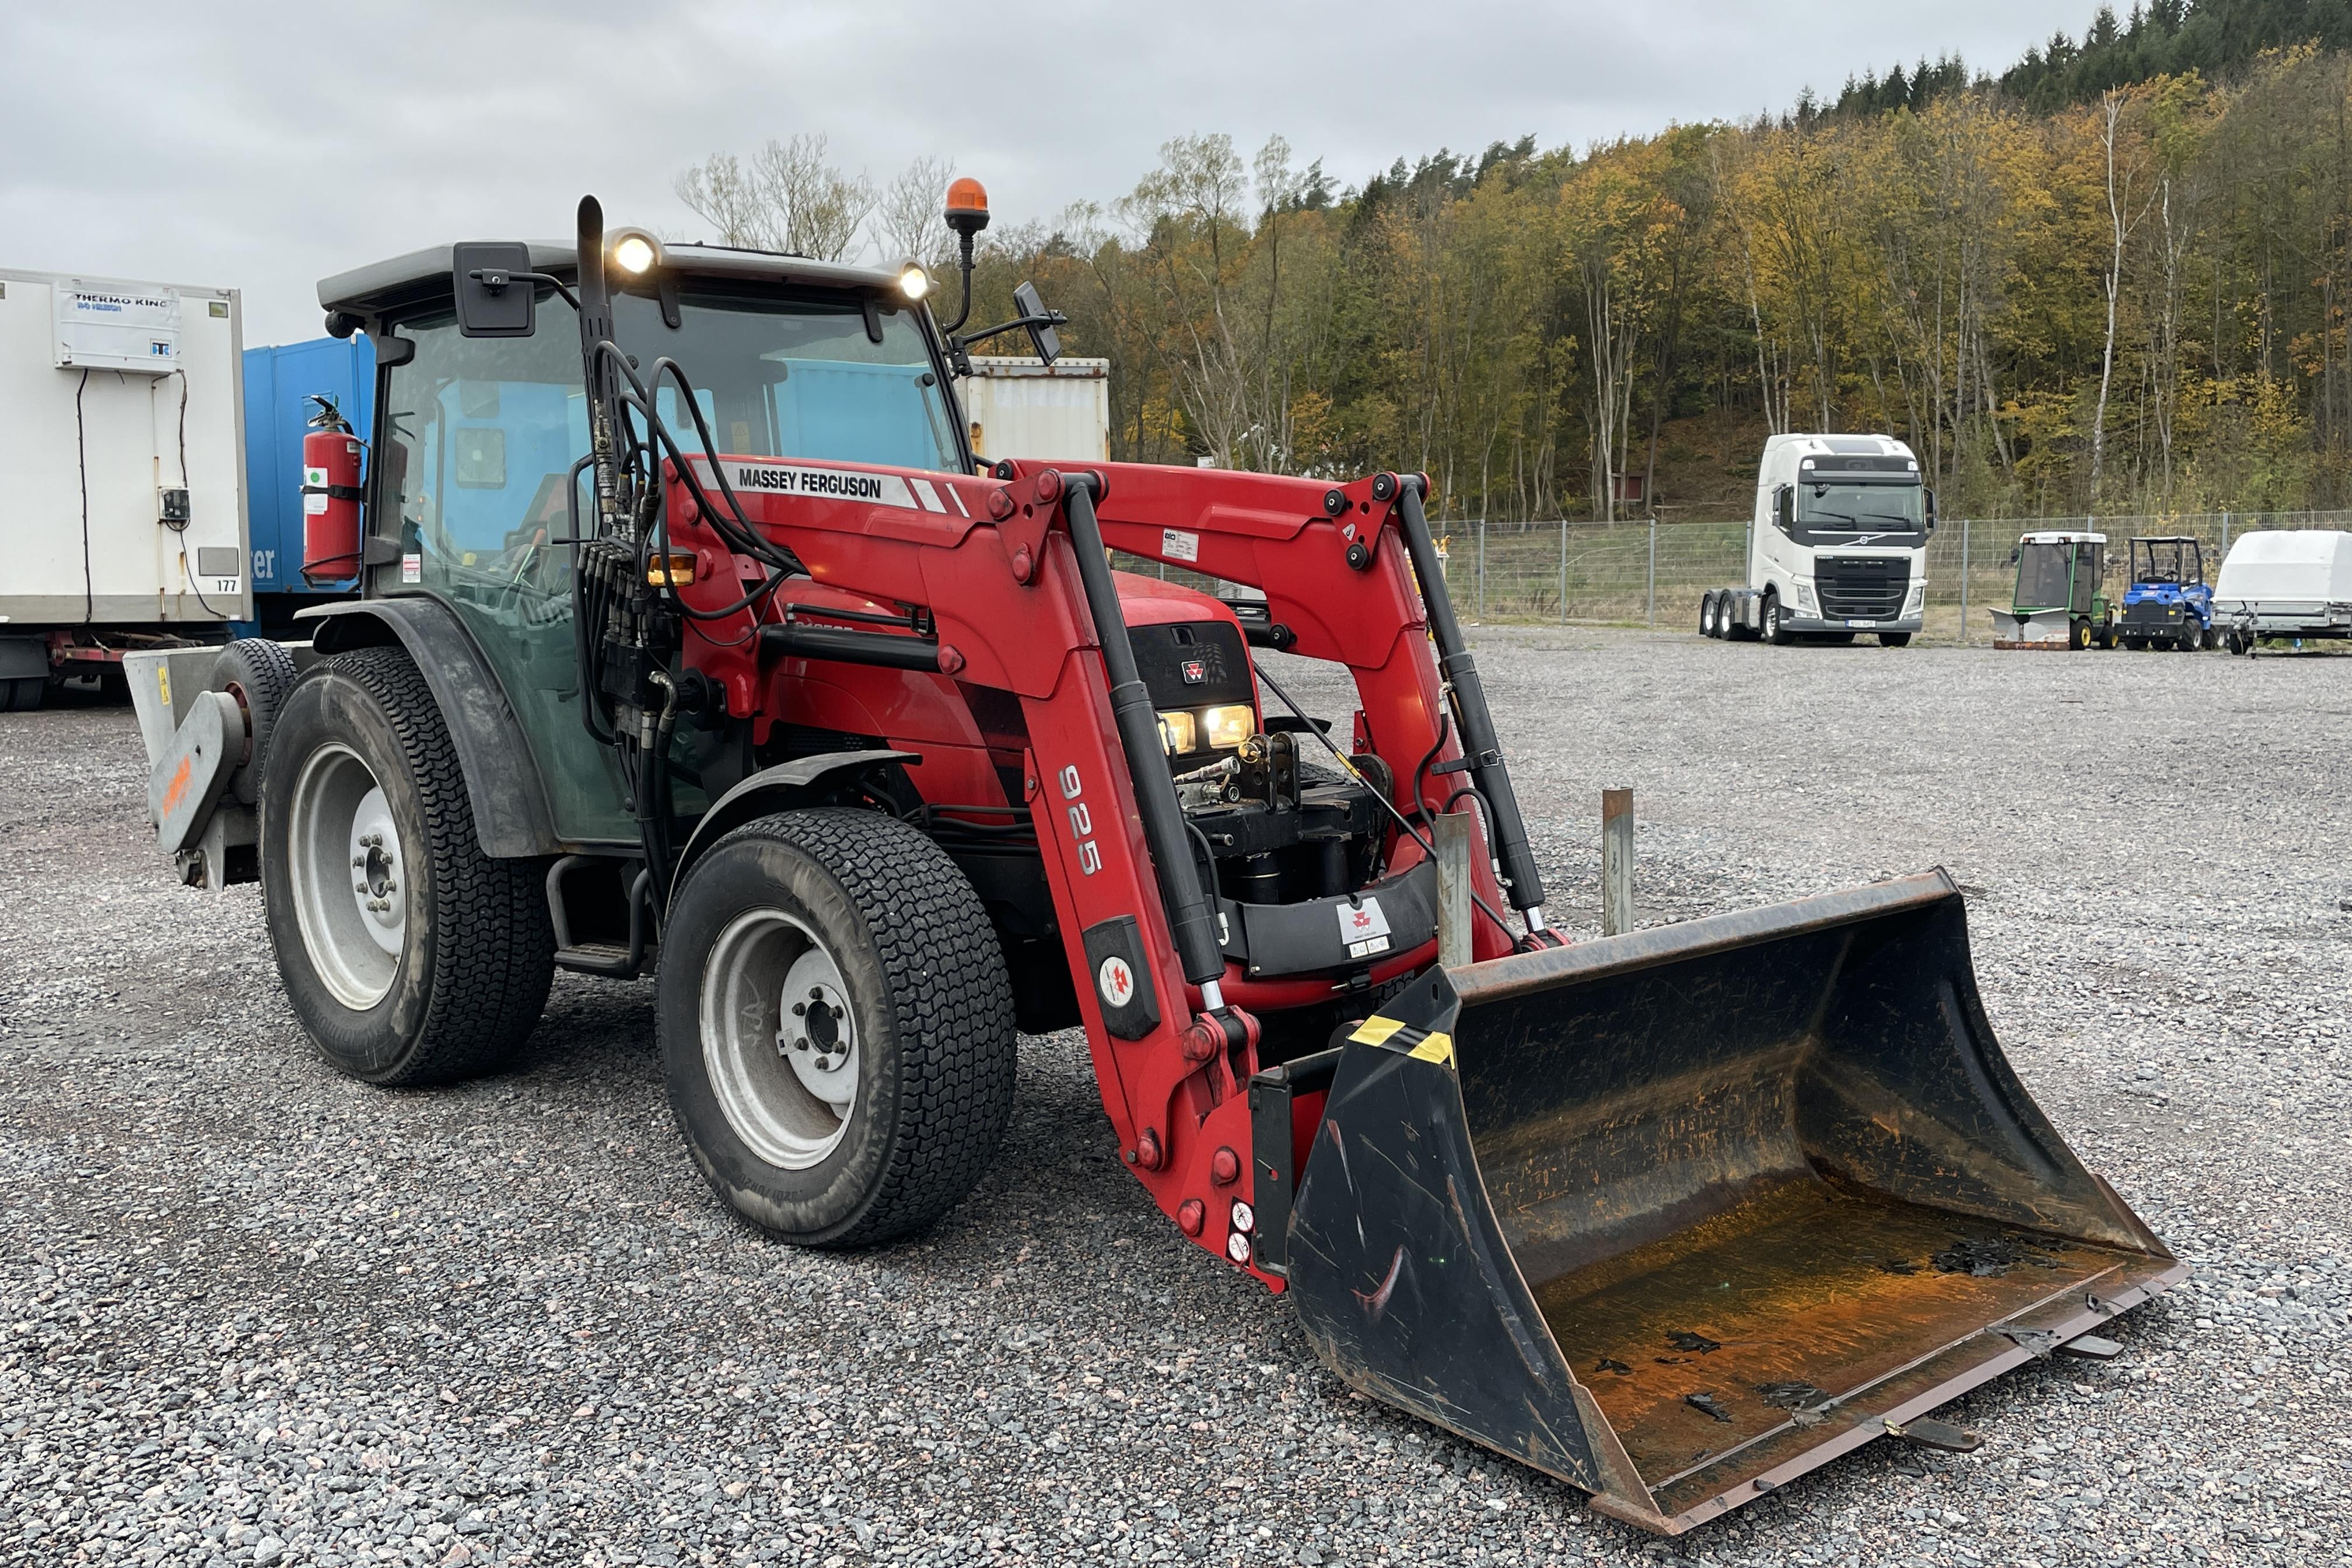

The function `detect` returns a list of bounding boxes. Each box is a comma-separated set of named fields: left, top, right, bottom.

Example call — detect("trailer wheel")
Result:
left=659, top=808, right=1016, bottom=1247
left=0, top=677, right=43, bottom=712
left=1763, top=595, right=1791, bottom=645
left=210, top=638, right=299, bottom=805
left=262, top=646, right=554, bottom=1086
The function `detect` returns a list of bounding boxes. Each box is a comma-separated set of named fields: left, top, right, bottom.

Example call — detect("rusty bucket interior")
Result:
left=1283, top=871, right=2183, bottom=1534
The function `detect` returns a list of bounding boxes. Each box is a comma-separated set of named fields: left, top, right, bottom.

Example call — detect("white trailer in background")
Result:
left=958, top=355, right=1110, bottom=464
left=2213, top=530, right=2352, bottom=653
left=0, top=268, right=249, bottom=708
left=1698, top=433, right=1933, bottom=648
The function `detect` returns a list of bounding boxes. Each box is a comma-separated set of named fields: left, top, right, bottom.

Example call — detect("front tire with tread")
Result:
left=659, top=809, right=1017, bottom=1247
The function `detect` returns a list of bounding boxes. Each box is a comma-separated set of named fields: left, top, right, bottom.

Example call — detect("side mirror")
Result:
left=452, top=242, right=536, bottom=338
left=2008, top=546, right=2021, bottom=565
left=1773, top=485, right=1793, bottom=533
left=1923, top=488, right=1937, bottom=531
left=1014, top=281, right=1061, bottom=365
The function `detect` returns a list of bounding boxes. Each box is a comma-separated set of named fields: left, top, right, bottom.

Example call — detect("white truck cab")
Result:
left=1700, top=433, right=1931, bottom=647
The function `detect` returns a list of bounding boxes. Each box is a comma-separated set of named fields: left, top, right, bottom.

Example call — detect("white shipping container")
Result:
left=0, top=268, right=249, bottom=631
left=957, top=356, right=1110, bottom=465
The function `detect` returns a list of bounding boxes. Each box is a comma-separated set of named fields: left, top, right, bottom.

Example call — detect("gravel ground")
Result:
left=2, top=631, right=2347, bottom=1568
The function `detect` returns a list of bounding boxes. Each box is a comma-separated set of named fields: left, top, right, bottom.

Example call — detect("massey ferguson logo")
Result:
left=1180, top=659, right=1207, bottom=685
left=733, top=464, right=886, bottom=501
left=1339, top=896, right=1392, bottom=960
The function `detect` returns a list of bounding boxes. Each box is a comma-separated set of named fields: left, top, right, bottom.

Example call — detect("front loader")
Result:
left=128, top=188, right=2181, bottom=1534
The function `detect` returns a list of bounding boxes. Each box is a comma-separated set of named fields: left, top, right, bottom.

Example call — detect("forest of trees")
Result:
left=682, top=5, right=2352, bottom=523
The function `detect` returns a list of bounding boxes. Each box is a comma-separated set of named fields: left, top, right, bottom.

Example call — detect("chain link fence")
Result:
left=1115, top=509, right=2352, bottom=643
left=1432, top=509, right=2352, bottom=643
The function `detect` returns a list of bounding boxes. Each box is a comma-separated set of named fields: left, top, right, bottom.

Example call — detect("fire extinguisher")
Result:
left=300, top=394, right=364, bottom=584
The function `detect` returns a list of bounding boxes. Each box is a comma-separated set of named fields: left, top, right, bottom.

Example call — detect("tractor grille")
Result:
left=1815, top=556, right=1910, bottom=620
left=2122, top=600, right=2185, bottom=630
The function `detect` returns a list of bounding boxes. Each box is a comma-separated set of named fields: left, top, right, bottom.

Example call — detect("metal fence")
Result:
left=1112, top=509, right=2352, bottom=643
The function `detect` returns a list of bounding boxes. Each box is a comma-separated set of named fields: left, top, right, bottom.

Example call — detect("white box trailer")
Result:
left=958, top=355, right=1109, bottom=464
left=2213, top=529, right=2352, bottom=652
left=0, top=268, right=249, bottom=709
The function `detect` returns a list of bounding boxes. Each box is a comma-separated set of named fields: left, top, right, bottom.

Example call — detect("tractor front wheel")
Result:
left=1878, top=631, right=1912, bottom=648
left=658, top=809, right=1017, bottom=1247
left=262, top=646, right=555, bottom=1085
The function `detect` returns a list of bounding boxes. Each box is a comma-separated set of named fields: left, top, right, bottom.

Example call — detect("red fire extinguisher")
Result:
left=300, top=394, right=364, bottom=584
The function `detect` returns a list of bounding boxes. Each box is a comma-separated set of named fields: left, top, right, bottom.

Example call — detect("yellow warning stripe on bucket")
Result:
left=1349, top=1015, right=1454, bottom=1069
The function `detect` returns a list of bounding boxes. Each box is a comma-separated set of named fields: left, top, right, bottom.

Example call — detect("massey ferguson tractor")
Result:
left=125, top=189, right=2182, bottom=1534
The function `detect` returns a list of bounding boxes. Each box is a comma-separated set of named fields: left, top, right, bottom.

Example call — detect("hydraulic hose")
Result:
left=1060, top=477, right=1229, bottom=1000
left=1388, top=475, right=1549, bottom=925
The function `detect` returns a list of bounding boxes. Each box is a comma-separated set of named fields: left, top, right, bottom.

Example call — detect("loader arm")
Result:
left=656, top=454, right=1532, bottom=1283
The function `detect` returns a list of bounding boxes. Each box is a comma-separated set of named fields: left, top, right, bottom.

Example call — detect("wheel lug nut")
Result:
left=792, top=1003, right=806, bottom=1016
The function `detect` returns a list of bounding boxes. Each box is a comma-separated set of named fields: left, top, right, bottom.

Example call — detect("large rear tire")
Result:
left=658, top=809, right=1017, bottom=1247
left=1, top=676, right=46, bottom=712
left=261, top=646, right=555, bottom=1086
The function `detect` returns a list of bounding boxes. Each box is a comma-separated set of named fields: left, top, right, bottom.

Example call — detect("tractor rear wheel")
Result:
left=2176, top=622, right=2202, bottom=652
left=1699, top=593, right=1717, bottom=638
left=658, top=809, right=1016, bottom=1247
left=262, top=646, right=555, bottom=1086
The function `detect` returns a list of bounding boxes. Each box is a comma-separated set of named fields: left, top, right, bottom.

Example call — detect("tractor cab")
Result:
left=2120, top=535, right=2214, bottom=651
left=1990, top=530, right=2112, bottom=649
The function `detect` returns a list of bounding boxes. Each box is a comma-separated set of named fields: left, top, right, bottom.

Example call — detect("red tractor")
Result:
left=134, top=190, right=2180, bottom=1534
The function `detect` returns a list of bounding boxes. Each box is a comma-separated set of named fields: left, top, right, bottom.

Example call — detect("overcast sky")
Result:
left=4, top=1, right=2096, bottom=348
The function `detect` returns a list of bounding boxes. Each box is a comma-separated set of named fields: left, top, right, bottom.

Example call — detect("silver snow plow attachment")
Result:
left=1280, top=871, right=2183, bottom=1534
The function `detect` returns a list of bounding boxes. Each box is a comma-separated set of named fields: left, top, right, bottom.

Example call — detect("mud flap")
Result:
left=1285, top=870, right=2183, bottom=1534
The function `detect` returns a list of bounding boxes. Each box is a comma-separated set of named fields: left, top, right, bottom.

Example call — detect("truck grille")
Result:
left=1815, top=556, right=1910, bottom=620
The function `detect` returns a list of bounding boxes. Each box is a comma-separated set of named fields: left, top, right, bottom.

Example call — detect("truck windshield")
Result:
left=2014, top=542, right=2074, bottom=610
left=1794, top=481, right=1924, bottom=545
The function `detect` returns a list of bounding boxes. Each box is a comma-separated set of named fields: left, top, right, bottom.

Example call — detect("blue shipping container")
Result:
left=242, top=337, right=374, bottom=597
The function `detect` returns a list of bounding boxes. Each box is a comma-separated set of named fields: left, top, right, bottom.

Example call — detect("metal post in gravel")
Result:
left=1959, top=518, right=1970, bottom=646
left=1434, top=811, right=1472, bottom=968
left=1601, top=788, right=1634, bottom=936
left=1558, top=519, right=1567, bottom=624
left=2223, top=511, right=2231, bottom=553
left=1647, top=516, right=1657, bottom=630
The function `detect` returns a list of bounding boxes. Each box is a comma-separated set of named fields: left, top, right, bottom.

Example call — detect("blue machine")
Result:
left=239, top=337, right=374, bottom=632
left=2118, top=534, right=2213, bottom=651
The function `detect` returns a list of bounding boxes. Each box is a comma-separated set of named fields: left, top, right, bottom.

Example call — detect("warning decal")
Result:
left=1337, top=895, right=1392, bottom=960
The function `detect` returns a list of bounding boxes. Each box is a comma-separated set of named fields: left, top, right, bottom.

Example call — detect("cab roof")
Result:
left=318, top=241, right=902, bottom=321
left=2018, top=531, right=2105, bottom=544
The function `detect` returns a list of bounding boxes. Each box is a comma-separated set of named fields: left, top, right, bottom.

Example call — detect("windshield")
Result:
left=1793, top=480, right=1924, bottom=546
left=2014, top=543, right=2075, bottom=610
left=614, top=283, right=962, bottom=473
left=2132, top=539, right=2203, bottom=587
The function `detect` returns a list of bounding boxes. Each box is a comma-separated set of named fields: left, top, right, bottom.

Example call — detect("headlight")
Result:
left=609, top=229, right=662, bottom=275
left=898, top=262, right=931, bottom=300
left=1200, top=705, right=1256, bottom=751
left=1157, top=710, right=1198, bottom=755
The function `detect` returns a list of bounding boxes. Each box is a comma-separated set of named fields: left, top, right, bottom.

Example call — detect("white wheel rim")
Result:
left=287, top=743, right=405, bottom=1009
left=701, top=908, right=861, bottom=1170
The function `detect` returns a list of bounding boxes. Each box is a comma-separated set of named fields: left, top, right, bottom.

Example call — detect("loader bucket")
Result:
left=1284, top=872, right=2182, bottom=1535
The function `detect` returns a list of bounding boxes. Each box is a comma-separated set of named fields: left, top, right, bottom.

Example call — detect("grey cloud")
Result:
left=4, top=1, right=2086, bottom=347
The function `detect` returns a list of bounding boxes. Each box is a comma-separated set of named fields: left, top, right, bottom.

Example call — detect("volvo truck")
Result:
left=1699, top=433, right=1931, bottom=646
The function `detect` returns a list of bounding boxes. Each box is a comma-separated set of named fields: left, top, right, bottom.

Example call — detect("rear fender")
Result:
left=294, top=599, right=558, bottom=858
